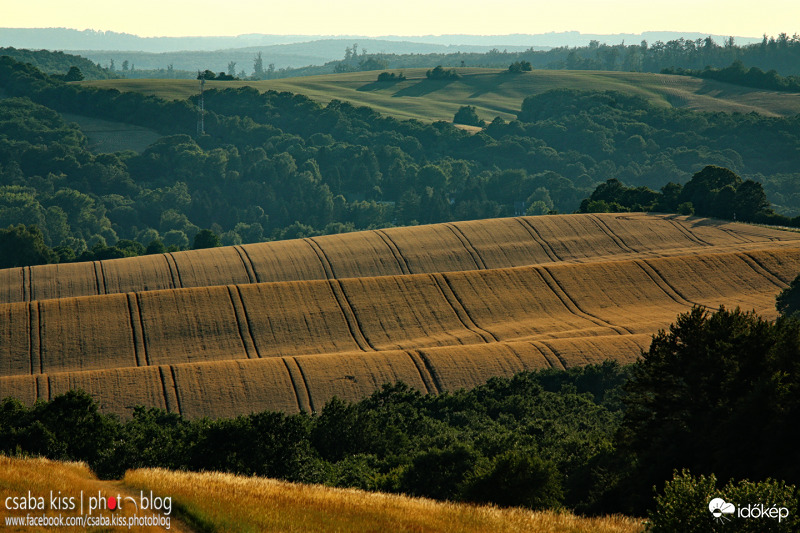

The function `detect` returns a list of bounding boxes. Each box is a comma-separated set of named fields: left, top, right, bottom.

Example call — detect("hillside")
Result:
left=79, top=68, right=800, bottom=123
left=0, top=456, right=642, bottom=533
left=1, top=212, right=798, bottom=418
left=60, top=112, right=161, bottom=153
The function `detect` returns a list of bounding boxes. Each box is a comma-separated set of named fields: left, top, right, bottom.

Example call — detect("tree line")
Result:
left=663, top=60, right=800, bottom=92
left=247, top=34, right=800, bottom=80
left=3, top=298, right=800, bottom=529
left=578, top=165, right=791, bottom=227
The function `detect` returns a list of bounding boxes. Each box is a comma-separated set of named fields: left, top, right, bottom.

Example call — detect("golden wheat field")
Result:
left=1, top=212, right=799, bottom=418
left=122, top=466, right=645, bottom=533
left=0, top=456, right=189, bottom=532
left=0, top=456, right=643, bottom=532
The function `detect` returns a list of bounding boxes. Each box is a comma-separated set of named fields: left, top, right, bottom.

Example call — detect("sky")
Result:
left=4, top=0, right=799, bottom=38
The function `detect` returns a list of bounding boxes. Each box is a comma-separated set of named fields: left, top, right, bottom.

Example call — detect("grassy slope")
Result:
left=79, top=68, right=800, bottom=123
left=0, top=456, right=644, bottom=532
left=0, top=456, right=191, bottom=532
left=123, top=467, right=645, bottom=533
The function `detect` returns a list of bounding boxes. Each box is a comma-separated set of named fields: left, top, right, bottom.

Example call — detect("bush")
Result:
left=649, top=470, right=799, bottom=532
left=508, top=61, right=532, bottom=73
left=376, top=71, right=406, bottom=82
left=453, top=105, right=485, bottom=127
left=426, top=66, right=459, bottom=80
left=465, top=450, right=564, bottom=510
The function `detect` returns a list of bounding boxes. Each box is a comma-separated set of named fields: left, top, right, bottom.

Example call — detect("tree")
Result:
left=0, top=224, right=58, bottom=268
left=733, top=180, right=770, bottom=221
left=466, top=451, right=564, bottom=509
left=227, top=61, right=237, bottom=77
left=145, top=238, right=167, bottom=255
left=453, top=106, right=485, bottom=127
left=64, top=66, right=84, bottom=82
left=426, top=65, right=460, bottom=80
left=253, top=52, right=264, bottom=78
left=508, top=61, right=532, bottom=73
left=776, top=274, right=800, bottom=317
left=192, top=228, right=221, bottom=249
left=616, top=306, right=800, bottom=513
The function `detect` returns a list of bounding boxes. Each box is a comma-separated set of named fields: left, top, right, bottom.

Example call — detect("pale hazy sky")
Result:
left=4, top=0, right=799, bottom=38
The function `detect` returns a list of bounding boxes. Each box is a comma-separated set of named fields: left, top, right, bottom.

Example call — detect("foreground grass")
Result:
left=0, top=456, right=189, bottom=532
left=124, top=468, right=645, bottom=533
left=79, top=68, right=800, bottom=124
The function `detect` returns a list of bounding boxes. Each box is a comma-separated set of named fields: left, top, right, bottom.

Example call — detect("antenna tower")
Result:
left=197, top=76, right=205, bottom=135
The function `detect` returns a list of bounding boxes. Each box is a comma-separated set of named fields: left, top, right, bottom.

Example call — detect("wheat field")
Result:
left=0, top=456, right=189, bottom=532
left=1, top=213, right=799, bottom=418
left=123, top=467, right=644, bottom=533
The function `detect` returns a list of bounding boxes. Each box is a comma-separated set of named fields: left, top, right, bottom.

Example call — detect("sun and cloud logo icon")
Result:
left=709, top=497, right=736, bottom=523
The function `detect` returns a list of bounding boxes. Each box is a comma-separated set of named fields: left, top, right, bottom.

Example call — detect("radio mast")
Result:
left=197, top=75, right=205, bottom=135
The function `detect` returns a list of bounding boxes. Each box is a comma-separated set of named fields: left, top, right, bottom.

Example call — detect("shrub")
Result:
left=426, top=66, right=460, bottom=80
left=649, top=470, right=799, bottom=533
left=465, top=450, right=564, bottom=510
left=453, top=105, right=485, bottom=127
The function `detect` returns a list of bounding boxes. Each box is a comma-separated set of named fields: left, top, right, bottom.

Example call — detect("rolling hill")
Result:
left=78, top=68, right=800, bottom=124
left=0, top=456, right=643, bottom=532
left=1, top=212, right=798, bottom=419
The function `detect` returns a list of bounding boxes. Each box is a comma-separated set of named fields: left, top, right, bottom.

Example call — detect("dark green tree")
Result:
left=192, top=228, right=221, bottom=249
left=0, top=224, right=58, bottom=268
left=776, top=274, right=800, bottom=317
left=466, top=451, right=564, bottom=509
left=453, top=106, right=485, bottom=127
left=63, top=66, right=84, bottom=81
left=616, top=306, right=799, bottom=513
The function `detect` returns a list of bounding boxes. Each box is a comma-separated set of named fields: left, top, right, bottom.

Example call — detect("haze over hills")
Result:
left=0, top=27, right=763, bottom=52
left=66, top=39, right=541, bottom=73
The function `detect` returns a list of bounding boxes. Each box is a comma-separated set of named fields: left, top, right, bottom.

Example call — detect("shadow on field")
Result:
left=357, top=80, right=403, bottom=92
left=392, top=79, right=458, bottom=97
left=467, top=73, right=512, bottom=98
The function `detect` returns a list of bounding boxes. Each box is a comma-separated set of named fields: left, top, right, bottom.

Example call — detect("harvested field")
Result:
left=1, top=213, right=799, bottom=418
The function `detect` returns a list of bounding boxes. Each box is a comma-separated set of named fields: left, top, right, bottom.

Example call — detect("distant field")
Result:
left=1, top=213, right=799, bottom=419
left=78, top=68, right=800, bottom=123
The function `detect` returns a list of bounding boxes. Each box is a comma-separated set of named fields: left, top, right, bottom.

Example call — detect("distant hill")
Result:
left=67, top=38, right=541, bottom=74
left=80, top=68, right=800, bottom=124
left=0, top=47, right=114, bottom=79
left=0, top=27, right=762, bottom=52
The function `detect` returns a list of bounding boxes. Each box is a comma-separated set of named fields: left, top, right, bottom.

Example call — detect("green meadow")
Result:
left=80, top=68, right=800, bottom=124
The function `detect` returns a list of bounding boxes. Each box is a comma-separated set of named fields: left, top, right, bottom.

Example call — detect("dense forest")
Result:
left=3, top=54, right=800, bottom=265
left=2, top=302, right=800, bottom=530
left=0, top=47, right=117, bottom=80
left=663, top=60, right=800, bottom=92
